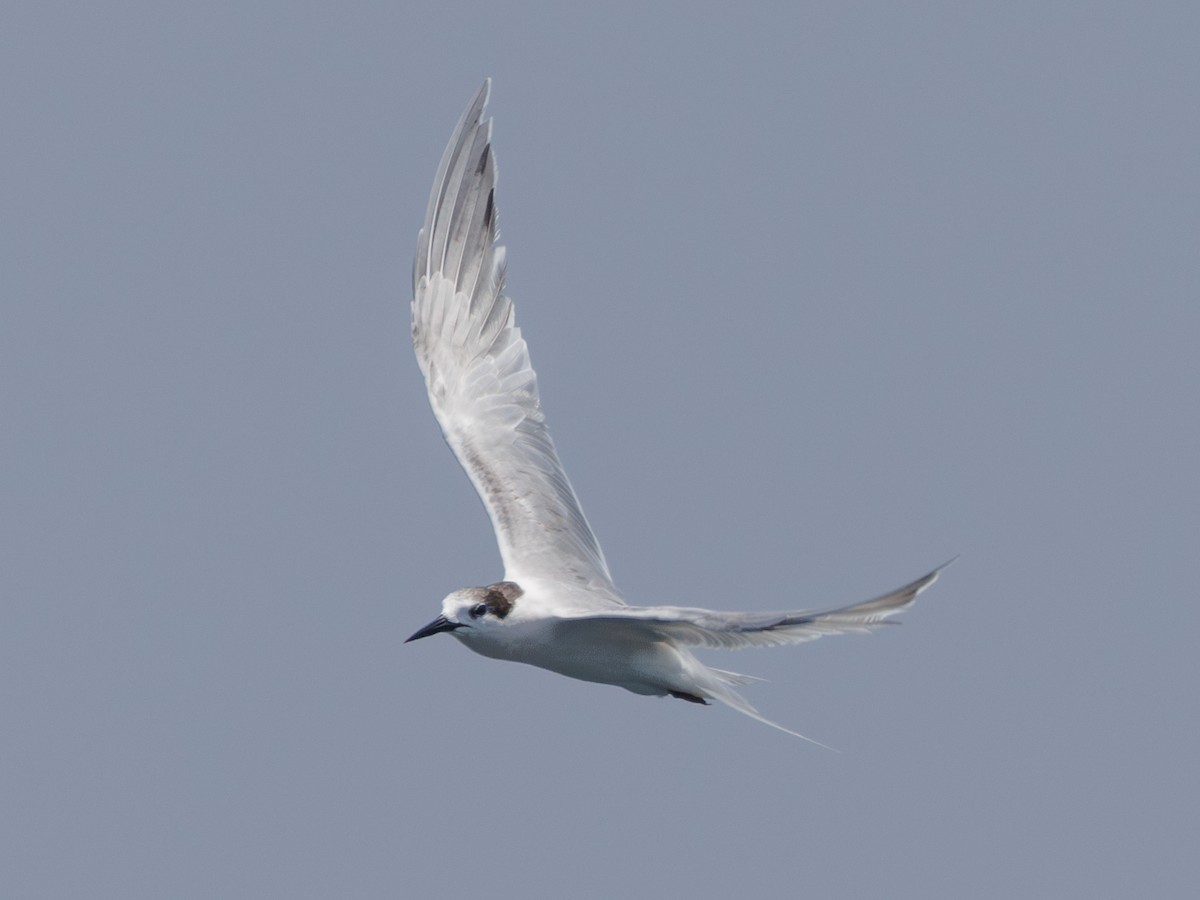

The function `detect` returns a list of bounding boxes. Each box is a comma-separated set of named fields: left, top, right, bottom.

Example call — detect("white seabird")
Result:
left=405, top=80, right=951, bottom=745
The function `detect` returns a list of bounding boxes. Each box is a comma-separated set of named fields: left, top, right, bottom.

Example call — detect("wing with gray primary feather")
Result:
left=412, top=81, right=621, bottom=604
left=560, top=562, right=953, bottom=649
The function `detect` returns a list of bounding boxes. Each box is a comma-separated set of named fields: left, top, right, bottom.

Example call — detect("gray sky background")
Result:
left=3, top=3, right=1197, bottom=898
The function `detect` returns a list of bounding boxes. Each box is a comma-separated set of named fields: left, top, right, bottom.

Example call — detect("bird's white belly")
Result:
left=457, top=619, right=692, bottom=697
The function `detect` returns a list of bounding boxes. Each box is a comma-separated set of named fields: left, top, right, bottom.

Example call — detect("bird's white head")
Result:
left=405, top=581, right=523, bottom=643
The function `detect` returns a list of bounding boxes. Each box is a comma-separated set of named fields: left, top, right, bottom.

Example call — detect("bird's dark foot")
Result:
left=669, top=691, right=710, bottom=705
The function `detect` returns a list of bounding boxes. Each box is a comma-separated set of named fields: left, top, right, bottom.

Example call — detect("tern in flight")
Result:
left=405, top=81, right=950, bottom=744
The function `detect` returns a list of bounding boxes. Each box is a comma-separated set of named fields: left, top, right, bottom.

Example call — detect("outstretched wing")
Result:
left=412, top=81, right=621, bottom=603
left=558, top=562, right=953, bottom=649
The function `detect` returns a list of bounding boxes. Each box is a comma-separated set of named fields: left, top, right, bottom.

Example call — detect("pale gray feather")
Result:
left=557, top=561, right=954, bottom=649
left=412, top=81, right=621, bottom=603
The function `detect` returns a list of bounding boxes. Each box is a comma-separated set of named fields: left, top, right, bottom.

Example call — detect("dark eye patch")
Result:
left=469, top=603, right=488, bottom=619
left=481, top=582, right=521, bottom=619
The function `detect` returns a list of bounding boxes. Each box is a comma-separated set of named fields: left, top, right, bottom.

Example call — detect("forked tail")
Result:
left=698, top=665, right=840, bottom=752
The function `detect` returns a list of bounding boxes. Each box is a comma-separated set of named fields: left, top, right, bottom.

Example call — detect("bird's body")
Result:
left=405, top=81, right=949, bottom=744
left=466, top=606, right=698, bottom=700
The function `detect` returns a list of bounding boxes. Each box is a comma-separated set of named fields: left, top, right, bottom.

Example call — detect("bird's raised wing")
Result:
left=556, top=562, right=952, bottom=649
left=412, top=81, right=621, bottom=604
